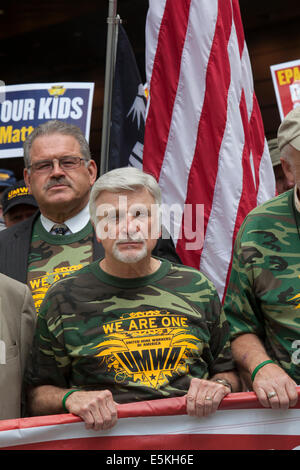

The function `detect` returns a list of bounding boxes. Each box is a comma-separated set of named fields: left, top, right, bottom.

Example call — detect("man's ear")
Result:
left=87, top=159, right=98, bottom=187
left=95, top=231, right=102, bottom=244
left=23, top=168, right=32, bottom=194
left=280, top=157, right=295, bottom=185
left=91, top=220, right=103, bottom=244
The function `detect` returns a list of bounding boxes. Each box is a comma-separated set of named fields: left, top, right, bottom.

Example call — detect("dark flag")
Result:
left=108, top=24, right=146, bottom=170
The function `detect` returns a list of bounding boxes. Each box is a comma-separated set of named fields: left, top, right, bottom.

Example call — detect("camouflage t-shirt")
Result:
left=27, top=218, right=94, bottom=313
left=26, top=259, right=234, bottom=403
left=224, top=188, right=300, bottom=383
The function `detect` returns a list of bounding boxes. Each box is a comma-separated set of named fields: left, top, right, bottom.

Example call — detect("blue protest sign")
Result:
left=0, top=82, right=94, bottom=158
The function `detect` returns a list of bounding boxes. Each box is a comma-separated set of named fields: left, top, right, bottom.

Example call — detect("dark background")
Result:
left=1, top=0, right=300, bottom=179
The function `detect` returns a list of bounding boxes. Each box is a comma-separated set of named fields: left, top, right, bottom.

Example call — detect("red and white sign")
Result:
left=270, top=59, right=300, bottom=120
left=0, top=391, right=299, bottom=450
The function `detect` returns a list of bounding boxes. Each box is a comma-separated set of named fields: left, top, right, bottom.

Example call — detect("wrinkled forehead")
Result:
left=30, top=133, right=81, bottom=160
left=96, top=187, right=156, bottom=208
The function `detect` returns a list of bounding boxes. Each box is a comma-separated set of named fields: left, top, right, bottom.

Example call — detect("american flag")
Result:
left=0, top=393, right=299, bottom=450
left=141, top=0, right=276, bottom=301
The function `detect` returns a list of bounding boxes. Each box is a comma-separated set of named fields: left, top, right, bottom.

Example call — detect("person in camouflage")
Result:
left=0, top=120, right=98, bottom=306
left=224, top=107, right=300, bottom=410
left=0, top=121, right=181, bottom=310
left=26, top=167, right=240, bottom=431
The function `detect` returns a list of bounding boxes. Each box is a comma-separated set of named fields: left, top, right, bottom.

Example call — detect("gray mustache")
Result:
left=116, top=237, right=145, bottom=244
left=44, top=177, right=72, bottom=190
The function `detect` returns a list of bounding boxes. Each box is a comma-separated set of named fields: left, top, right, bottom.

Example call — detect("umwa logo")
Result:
left=93, top=310, right=200, bottom=389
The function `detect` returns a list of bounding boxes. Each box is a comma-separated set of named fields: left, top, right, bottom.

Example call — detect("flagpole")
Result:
left=100, top=0, right=120, bottom=175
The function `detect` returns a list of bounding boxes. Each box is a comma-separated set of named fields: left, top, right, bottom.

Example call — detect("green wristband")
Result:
left=251, top=360, right=275, bottom=382
left=62, top=389, right=80, bottom=413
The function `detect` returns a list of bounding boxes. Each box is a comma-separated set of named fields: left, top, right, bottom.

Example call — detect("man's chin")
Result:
left=113, top=244, right=147, bottom=264
left=44, top=189, right=74, bottom=203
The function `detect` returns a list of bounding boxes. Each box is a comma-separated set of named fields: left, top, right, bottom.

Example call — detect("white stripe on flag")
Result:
left=1, top=409, right=300, bottom=448
left=257, top=140, right=276, bottom=206
left=145, top=0, right=167, bottom=89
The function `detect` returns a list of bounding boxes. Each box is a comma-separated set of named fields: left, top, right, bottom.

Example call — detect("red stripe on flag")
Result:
left=232, top=0, right=244, bottom=56
left=175, top=1, right=233, bottom=268
left=233, top=91, right=257, bottom=233
left=143, top=0, right=192, bottom=180
left=1, top=391, right=300, bottom=450
left=233, top=0, right=267, bottom=200
left=4, top=434, right=300, bottom=451
left=2, top=391, right=298, bottom=433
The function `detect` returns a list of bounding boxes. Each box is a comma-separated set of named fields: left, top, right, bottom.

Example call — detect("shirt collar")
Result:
left=40, top=204, right=90, bottom=234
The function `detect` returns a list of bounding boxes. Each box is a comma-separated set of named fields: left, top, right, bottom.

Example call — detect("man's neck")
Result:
left=41, top=208, right=81, bottom=224
left=39, top=194, right=90, bottom=224
left=100, top=256, right=161, bottom=279
left=40, top=204, right=90, bottom=233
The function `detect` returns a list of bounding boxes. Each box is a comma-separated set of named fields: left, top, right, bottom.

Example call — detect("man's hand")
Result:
left=65, top=389, right=118, bottom=431
left=186, top=378, right=230, bottom=417
left=231, top=334, right=299, bottom=409
left=252, top=363, right=298, bottom=409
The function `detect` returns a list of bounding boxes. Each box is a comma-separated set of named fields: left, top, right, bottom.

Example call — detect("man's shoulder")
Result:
left=0, top=212, right=36, bottom=242
left=43, top=261, right=97, bottom=297
left=0, top=272, right=26, bottom=291
left=0, top=222, right=20, bottom=241
left=168, top=262, right=219, bottom=294
left=248, top=190, right=290, bottom=217
left=238, top=190, right=292, bottom=236
left=170, top=261, right=209, bottom=278
left=0, top=273, right=32, bottom=313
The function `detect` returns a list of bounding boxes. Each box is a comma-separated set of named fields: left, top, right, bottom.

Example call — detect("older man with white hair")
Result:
left=0, top=120, right=181, bottom=315
left=26, top=167, right=240, bottom=431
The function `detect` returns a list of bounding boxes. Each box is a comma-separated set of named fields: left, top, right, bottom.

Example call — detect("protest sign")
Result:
left=0, top=82, right=94, bottom=158
left=270, top=59, right=300, bottom=120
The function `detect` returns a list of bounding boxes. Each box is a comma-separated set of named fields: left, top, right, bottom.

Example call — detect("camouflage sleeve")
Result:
left=25, top=291, right=72, bottom=389
left=224, top=221, right=266, bottom=341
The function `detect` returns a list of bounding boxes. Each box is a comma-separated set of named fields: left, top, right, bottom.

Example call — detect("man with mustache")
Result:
left=0, top=120, right=181, bottom=313
left=26, top=167, right=240, bottom=431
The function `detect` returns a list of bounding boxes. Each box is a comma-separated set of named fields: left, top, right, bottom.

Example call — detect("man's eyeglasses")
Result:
left=28, top=156, right=86, bottom=173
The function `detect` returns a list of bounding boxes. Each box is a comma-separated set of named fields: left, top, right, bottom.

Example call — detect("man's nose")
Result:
left=119, top=215, right=140, bottom=236
left=128, top=215, right=141, bottom=234
left=50, top=159, right=65, bottom=176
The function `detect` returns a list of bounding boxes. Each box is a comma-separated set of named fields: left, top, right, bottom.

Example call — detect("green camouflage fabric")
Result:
left=27, top=218, right=94, bottom=313
left=26, top=259, right=234, bottom=403
left=224, top=188, right=300, bottom=383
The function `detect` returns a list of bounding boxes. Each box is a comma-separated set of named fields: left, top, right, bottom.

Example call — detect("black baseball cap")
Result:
left=2, top=180, right=38, bottom=216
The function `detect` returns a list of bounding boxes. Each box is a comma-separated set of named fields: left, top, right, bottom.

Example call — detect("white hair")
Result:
left=89, top=167, right=161, bottom=227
